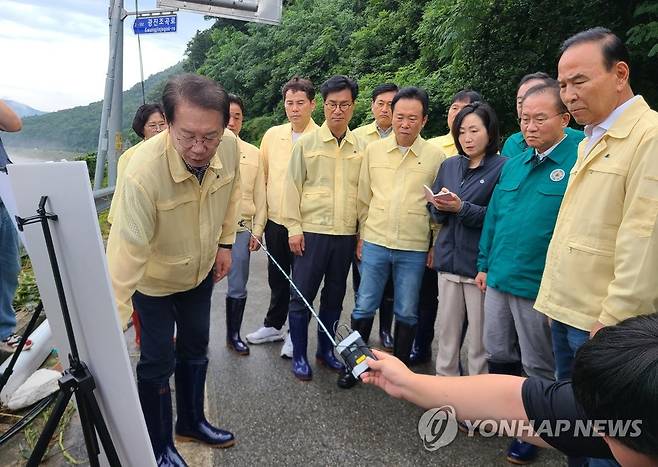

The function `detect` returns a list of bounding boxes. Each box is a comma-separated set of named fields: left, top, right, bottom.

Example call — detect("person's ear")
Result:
left=614, top=61, right=630, bottom=92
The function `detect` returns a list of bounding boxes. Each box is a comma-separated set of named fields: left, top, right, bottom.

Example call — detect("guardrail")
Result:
left=93, top=186, right=115, bottom=213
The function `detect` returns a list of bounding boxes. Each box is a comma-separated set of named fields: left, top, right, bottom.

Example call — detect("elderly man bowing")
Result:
left=107, top=74, right=240, bottom=466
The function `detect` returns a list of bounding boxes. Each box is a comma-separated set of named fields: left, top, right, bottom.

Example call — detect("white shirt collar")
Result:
left=583, top=95, right=640, bottom=156
left=585, top=95, right=641, bottom=137
left=535, top=134, right=567, bottom=160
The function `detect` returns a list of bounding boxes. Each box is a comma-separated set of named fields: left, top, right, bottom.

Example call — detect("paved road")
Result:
left=34, top=247, right=564, bottom=466
left=180, top=250, right=563, bottom=466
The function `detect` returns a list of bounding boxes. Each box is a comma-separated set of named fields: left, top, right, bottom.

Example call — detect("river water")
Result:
left=6, top=147, right=81, bottom=164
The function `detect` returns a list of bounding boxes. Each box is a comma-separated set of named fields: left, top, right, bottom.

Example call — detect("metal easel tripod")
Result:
left=16, top=195, right=121, bottom=467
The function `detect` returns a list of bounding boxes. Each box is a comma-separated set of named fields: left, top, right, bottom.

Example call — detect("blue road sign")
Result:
left=133, top=15, right=177, bottom=34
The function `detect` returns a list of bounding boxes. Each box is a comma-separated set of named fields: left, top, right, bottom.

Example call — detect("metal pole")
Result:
left=94, top=0, right=124, bottom=190
left=107, top=11, right=124, bottom=188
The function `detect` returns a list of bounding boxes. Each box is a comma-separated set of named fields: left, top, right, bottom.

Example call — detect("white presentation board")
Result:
left=3, top=162, right=155, bottom=466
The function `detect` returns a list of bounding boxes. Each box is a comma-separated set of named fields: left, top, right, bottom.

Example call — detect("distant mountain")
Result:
left=4, top=99, right=47, bottom=118
left=2, top=63, right=184, bottom=153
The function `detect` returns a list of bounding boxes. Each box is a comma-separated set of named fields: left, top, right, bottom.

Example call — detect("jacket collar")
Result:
left=597, top=95, right=648, bottom=140
left=282, top=118, right=318, bottom=141
left=167, top=130, right=223, bottom=184
left=460, top=152, right=495, bottom=169
left=521, top=133, right=571, bottom=166
left=364, top=121, right=378, bottom=136
left=319, top=121, right=358, bottom=147
left=579, top=96, right=650, bottom=168
left=384, top=133, right=425, bottom=158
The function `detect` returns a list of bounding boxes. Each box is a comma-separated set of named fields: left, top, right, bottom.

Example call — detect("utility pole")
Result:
left=94, top=0, right=124, bottom=190
left=93, top=0, right=282, bottom=192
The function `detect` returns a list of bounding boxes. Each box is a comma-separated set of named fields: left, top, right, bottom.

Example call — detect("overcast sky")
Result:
left=0, top=0, right=214, bottom=112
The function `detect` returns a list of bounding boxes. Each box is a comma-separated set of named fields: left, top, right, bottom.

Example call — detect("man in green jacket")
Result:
left=475, top=80, right=584, bottom=464
left=501, top=71, right=582, bottom=159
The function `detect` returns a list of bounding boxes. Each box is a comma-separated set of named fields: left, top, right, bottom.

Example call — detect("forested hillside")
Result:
left=3, top=63, right=183, bottom=152
left=186, top=0, right=657, bottom=145
left=5, top=0, right=656, bottom=152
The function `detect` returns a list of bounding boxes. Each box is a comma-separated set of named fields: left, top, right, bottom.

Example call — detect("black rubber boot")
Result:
left=174, top=359, right=236, bottom=448
left=408, top=308, right=436, bottom=366
left=337, top=316, right=374, bottom=389
left=137, top=380, right=188, bottom=466
left=226, top=297, right=249, bottom=355
left=378, top=298, right=394, bottom=352
left=393, top=321, right=417, bottom=366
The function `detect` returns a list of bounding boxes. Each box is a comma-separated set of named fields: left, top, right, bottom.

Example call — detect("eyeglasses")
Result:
left=174, top=130, right=221, bottom=149
left=519, top=113, right=565, bottom=127
left=145, top=123, right=167, bottom=131
left=324, top=102, right=352, bottom=111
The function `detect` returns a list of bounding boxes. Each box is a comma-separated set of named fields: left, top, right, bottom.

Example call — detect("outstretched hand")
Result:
left=359, top=349, right=414, bottom=399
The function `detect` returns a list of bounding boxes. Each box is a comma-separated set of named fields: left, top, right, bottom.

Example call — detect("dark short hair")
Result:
left=371, top=83, right=399, bottom=102
left=573, top=314, right=658, bottom=459
left=320, top=75, right=359, bottom=101
left=516, top=72, right=551, bottom=94
left=281, top=76, right=315, bottom=102
left=451, top=89, right=482, bottom=105
left=522, top=79, right=568, bottom=115
left=560, top=27, right=630, bottom=71
left=132, top=103, right=164, bottom=139
left=162, top=73, right=229, bottom=127
left=391, top=87, right=430, bottom=117
left=227, top=93, right=245, bottom=114
left=451, top=101, right=500, bottom=156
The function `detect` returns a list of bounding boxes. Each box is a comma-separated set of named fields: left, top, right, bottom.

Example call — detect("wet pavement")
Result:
left=197, top=251, right=563, bottom=466
left=13, top=249, right=565, bottom=466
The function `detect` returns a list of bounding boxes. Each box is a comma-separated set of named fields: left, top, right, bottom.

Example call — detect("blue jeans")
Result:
left=0, top=202, right=21, bottom=340
left=551, top=319, right=589, bottom=381
left=352, top=241, right=426, bottom=326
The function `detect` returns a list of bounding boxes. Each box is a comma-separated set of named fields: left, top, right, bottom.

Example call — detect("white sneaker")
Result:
left=245, top=326, right=285, bottom=344
left=280, top=332, right=293, bottom=359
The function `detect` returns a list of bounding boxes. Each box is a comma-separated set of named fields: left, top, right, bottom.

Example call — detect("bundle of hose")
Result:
left=0, top=320, right=53, bottom=405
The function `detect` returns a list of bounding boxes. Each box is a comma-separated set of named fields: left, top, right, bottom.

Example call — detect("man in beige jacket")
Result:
left=536, top=28, right=658, bottom=381
left=107, top=74, right=240, bottom=464
left=246, top=77, right=318, bottom=354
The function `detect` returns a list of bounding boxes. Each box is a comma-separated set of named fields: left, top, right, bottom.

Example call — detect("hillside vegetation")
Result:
left=4, top=1, right=656, bottom=151
left=186, top=0, right=657, bottom=145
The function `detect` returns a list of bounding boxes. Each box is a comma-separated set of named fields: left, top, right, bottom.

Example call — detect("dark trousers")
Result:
left=264, top=220, right=294, bottom=329
left=416, top=266, right=439, bottom=345
left=289, top=233, right=356, bottom=331
left=132, top=272, right=213, bottom=383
